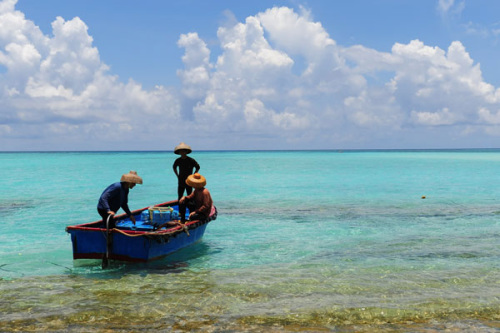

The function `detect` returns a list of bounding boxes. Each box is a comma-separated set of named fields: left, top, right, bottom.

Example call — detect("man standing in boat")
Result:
left=172, top=142, right=200, bottom=200
left=97, top=171, right=143, bottom=228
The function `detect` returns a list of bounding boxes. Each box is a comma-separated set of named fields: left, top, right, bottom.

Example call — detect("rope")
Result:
left=112, top=222, right=188, bottom=238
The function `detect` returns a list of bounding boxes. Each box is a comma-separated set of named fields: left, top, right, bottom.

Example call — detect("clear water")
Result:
left=1, top=150, right=499, bottom=332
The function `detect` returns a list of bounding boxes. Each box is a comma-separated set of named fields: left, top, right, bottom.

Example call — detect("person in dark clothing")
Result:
left=97, top=171, right=143, bottom=228
left=172, top=142, right=200, bottom=200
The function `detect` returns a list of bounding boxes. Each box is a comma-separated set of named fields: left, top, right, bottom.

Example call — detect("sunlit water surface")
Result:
left=1, top=151, right=499, bottom=332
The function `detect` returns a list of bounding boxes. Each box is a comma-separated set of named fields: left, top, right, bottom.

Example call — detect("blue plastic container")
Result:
left=152, top=210, right=171, bottom=223
left=141, top=210, right=150, bottom=222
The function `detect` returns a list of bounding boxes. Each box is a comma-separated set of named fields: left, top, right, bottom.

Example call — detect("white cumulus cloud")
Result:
left=2, top=1, right=500, bottom=150
left=0, top=0, right=180, bottom=150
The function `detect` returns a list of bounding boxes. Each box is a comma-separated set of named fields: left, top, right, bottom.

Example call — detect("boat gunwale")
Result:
left=65, top=200, right=204, bottom=235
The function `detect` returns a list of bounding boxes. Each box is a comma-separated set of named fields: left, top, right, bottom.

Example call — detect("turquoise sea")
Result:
left=0, top=150, right=499, bottom=332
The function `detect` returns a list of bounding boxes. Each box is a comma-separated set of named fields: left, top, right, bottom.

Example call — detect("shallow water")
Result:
left=1, top=150, right=499, bottom=331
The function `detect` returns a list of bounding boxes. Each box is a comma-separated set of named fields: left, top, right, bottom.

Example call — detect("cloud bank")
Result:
left=1, top=0, right=500, bottom=150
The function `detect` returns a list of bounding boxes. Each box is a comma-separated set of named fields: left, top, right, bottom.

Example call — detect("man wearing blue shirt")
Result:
left=97, top=171, right=143, bottom=228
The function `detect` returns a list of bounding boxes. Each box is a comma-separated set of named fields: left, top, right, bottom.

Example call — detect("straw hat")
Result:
left=174, top=142, right=192, bottom=154
left=186, top=173, right=206, bottom=189
left=120, top=170, right=143, bottom=184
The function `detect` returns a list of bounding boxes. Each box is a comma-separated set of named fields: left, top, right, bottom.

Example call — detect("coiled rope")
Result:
left=112, top=221, right=190, bottom=238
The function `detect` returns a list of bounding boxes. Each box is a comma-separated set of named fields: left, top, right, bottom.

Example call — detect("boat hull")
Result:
left=68, top=223, right=208, bottom=262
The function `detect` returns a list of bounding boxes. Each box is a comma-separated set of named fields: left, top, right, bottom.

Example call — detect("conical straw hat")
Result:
left=120, top=170, right=143, bottom=184
left=186, top=173, right=206, bottom=189
left=174, top=142, right=192, bottom=154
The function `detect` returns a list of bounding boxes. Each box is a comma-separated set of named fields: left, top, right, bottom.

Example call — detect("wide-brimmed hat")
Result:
left=186, top=173, right=206, bottom=189
left=174, top=142, right=192, bottom=154
left=120, top=170, right=143, bottom=184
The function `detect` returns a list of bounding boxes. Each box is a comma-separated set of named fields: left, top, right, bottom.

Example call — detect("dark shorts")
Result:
left=97, top=209, right=115, bottom=229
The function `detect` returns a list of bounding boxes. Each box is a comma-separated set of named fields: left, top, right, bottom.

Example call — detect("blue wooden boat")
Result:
left=65, top=200, right=215, bottom=263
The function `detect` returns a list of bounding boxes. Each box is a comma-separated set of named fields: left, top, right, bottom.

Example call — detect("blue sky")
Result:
left=2, top=0, right=500, bottom=150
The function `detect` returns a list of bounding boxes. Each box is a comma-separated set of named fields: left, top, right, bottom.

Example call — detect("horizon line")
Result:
left=1, top=148, right=500, bottom=153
